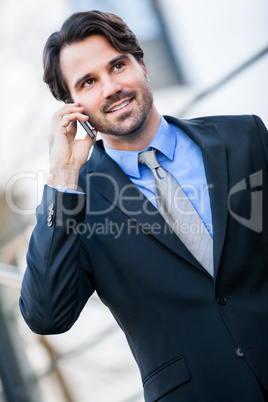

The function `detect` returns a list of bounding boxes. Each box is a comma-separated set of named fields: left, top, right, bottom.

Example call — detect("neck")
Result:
left=100, top=106, right=161, bottom=151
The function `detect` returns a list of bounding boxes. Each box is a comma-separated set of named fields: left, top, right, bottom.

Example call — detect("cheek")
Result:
left=132, top=69, right=150, bottom=88
left=75, top=92, right=100, bottom=113
left=120, top=67, right=144, bottom=86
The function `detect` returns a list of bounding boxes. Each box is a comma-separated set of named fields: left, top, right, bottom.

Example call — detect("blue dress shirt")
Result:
left=104, top=116, right=213, bottom=236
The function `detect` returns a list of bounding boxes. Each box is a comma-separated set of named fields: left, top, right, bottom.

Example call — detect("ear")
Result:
left=141, top=59, right=150, bottom=81
left=64, top=95, right=74, bottom=104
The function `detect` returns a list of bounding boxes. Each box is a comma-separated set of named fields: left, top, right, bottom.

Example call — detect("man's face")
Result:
left=60, top=35, right=154, bottom=138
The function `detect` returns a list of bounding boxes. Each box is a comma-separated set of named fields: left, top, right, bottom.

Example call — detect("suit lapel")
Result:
left=165, top=116, right=229, bottom=278
left=200, top=124, right=229, bottom=278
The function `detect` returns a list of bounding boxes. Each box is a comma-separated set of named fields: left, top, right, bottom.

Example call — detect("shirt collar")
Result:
left=103, top=115, right=176, bottom=178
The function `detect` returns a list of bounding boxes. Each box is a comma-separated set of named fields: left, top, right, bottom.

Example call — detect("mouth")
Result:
left=107, top=98, right=133, bottom=113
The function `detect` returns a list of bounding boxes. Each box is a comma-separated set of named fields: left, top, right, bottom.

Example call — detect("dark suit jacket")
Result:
left=20, top=115, right=268, bottom=402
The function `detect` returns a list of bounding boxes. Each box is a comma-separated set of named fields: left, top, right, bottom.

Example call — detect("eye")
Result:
left=83, top=78, right=95, bottom=87
left=113, top=62, right=125, bottom=72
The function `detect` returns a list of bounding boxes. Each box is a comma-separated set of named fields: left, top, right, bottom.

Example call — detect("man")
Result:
left=20, top=10, right=268, bottom=402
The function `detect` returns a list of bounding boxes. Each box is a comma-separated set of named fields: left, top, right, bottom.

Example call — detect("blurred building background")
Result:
left=0, top=0, right=267, bottom=401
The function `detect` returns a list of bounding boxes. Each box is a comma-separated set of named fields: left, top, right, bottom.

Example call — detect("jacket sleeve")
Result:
left=19, top=185, right=95, bottom=335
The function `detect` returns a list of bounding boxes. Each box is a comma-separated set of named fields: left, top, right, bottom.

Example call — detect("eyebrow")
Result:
left=73, top=54, right=131, bottom=89
left=74, top=73, right=93, bottom=90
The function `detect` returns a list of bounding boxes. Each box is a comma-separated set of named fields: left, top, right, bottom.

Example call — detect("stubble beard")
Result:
left=88, top=80, right=154, bottom=138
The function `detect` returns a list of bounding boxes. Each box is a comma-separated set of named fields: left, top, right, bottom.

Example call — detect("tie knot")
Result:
left=139, top=149, right=160, bottom=170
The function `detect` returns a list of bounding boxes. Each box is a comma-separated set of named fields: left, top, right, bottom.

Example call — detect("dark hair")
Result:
left=43, top=10, right=144, bottom=101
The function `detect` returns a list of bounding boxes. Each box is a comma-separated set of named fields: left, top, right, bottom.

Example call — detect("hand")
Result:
left=47, top=102, right=96, bottom=190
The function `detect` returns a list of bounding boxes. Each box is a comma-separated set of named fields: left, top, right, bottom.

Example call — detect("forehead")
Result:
left=60, top=35, right=124, bottom=86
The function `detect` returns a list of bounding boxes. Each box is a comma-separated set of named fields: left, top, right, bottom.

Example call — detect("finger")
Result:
left=60, top=112, right=89, bottom=130
left=49, top=113, right=80, bottom=146
left=52, top=104, right=84, bottom=125
left=59, top=103, right=83, bottom=115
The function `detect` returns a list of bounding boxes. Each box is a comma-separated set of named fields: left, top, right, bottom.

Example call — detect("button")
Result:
left=216, top=296, right=227, bottom=305
left=47, top=203, right=55, bottom=215
left=47, top=219, right=53, bottom=227
left=235, top=347, right=244, bottom=358
left=47, top=214, right=53, bottom=227
left=47, top=203, right=55, bottom=227
left=48, top=202, right=54, bottom=211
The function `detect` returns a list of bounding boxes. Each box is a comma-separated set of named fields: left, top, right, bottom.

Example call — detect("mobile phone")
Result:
left=78, top=119, right=95, bottom=139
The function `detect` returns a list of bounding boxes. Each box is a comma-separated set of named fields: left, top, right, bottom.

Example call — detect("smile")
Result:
left=107, top=99, right=133, bottom=113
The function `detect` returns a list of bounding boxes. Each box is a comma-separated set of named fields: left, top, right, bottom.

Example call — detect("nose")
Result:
left=101, top=75, right=122, bottom=98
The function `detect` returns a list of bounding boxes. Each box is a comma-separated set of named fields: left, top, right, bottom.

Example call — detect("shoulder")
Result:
left=165, top=114, right=267, bottom=161
left=165, top=113, right=267, bottom=142
left=199, top=114, right=267, bottom=139
left=165, top=113, right=266, bottom=129
left=195, top=114, right=266, bottom=131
